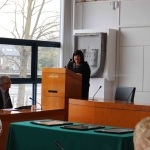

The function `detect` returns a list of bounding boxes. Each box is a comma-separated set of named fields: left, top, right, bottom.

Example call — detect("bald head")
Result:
left=134, top=117, right=150, bottom=150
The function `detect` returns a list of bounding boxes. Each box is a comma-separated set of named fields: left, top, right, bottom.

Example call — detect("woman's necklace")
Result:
left=73, top=63, right=81, bottom=68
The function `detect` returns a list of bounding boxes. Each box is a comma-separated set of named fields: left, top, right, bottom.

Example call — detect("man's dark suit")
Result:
left=0, top=90, right=13, bottom=109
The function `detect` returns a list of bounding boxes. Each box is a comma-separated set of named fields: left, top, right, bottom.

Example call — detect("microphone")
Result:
left=92, top=86, right=102, bottom=100
left=1, top=96, right=10, bottom=110
left=126, top=90, right=134, bottom=103
left=29, top=97, right=42, bottom=110
left=65, top=59, right=72, bottom=68
left=55, top=141, right=64, bottom=150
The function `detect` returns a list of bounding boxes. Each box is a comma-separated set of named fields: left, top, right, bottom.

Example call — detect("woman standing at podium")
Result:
left=67, top=50, right=91, bottom=99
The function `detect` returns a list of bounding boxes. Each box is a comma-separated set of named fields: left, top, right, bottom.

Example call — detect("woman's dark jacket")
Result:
left=67, top=61, right=91, bottom=99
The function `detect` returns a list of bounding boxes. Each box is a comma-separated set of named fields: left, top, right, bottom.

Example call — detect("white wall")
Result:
left=60, top=0, right=73, bottom=68
left=73, top=0, right=119, bottom=99
left=119, top=0, right=150, bottom=103
left=73, top=0, right=150, bottom=103
left=89, top=78, right=104, bottom=99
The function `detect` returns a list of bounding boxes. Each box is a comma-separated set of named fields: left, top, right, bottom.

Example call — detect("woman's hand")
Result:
left=76, top=73, right=82, bottom=75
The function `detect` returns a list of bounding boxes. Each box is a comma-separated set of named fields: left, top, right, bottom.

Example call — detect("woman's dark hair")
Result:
left=72, top=50, right=84, bottom=64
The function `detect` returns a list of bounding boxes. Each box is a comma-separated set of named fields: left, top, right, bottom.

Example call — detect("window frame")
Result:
left=0, top=37, right=61, bottom=104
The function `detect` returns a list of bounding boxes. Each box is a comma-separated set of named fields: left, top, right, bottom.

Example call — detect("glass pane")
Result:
left=0, top=44, right=31, bottom=78
left=37, top=84, right=42, bottom=109
left=0, top=0, right=60, bottom=41
left=10, top=84, right=33, bottom=108
left=38, top=47, right=60, bottom=77
left=10, top=84, right=42, bottom=108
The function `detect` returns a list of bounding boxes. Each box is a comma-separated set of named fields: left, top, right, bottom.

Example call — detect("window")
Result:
left=0, top=0, right=60, bottom=41
left=0, top=0, right=61, bottom=107
left=38, top=47, right=60, bottom=75
left=0, top=44, right=32, bottom=77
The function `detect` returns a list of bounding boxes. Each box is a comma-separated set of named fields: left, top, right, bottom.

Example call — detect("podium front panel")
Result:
left=42, top=72, right=66, bottom=97
left=41, top=68, right=82, bottom=111
left=41, top=96, right=65, bottom=109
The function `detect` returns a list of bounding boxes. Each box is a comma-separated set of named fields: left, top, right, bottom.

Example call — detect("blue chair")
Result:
left=115, top=87, right=136, bottom=103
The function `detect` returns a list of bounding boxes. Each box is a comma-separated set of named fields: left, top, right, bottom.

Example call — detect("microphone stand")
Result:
left=65, top=59, right=72, bottom=68
left=29, top=97, right=42, bottom=110
left=55, top=141, right=64, bottom=150
left=92, top=86, right=102, bottom=100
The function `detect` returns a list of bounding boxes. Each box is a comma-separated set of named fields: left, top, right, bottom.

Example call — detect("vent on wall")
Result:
left=74, top=32, right=107, bottom=77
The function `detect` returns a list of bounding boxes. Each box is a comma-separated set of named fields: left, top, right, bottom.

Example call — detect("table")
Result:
left=6, top=121, right=134, bottom=150
left=0, top=109, right=66, bottom=150
left=69, top=98, right=150, bottom=128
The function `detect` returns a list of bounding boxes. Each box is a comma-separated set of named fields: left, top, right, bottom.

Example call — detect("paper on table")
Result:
left=2, top=108, right=18, bottom=111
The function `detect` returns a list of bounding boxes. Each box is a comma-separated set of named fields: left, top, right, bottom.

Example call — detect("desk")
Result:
left=6, top=121, right=134, bottom=150
left=69, top=99, right=150, bottom=128
left=0, top=109, right=66, bottom=150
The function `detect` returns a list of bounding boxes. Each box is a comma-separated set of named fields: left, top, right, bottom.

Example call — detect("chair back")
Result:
left=115, top=87, right=136, bottom=103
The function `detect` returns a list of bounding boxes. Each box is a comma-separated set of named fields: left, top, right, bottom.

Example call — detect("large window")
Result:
left=0, top=44, right=31, bottom=77
left=0, top=0, right=61, bottom=107
left=0, top=0, right=60, bottom=41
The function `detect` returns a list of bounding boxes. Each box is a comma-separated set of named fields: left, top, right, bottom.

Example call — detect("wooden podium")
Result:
left=41, top=68, right=82, bottom=118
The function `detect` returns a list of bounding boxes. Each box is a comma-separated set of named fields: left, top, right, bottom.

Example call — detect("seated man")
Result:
left=134, top=116, right=150, bottom=150
left=0, top=75, right=12, bottom=109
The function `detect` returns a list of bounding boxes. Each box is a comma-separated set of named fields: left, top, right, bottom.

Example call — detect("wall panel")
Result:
left=119, top=46, right=143, bottom=91
left=74, top=3, right=83, bottom=29
left=134, top=92, right=150, bottom=104
left=143, top=46, right=150, bottom=91
left=120, top=0, right=150, bottom=26
left=74, top=2, right=119, bottom=30
left=120, top=27, right=150, bottom=46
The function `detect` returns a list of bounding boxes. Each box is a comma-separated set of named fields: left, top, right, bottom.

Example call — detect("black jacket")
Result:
left=67, top=61, right=91, bottom=99
left=0, top=90, right=13, bottom=109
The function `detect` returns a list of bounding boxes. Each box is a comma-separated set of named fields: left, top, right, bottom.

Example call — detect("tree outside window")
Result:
left=0, top=0, right=60, bottom=106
